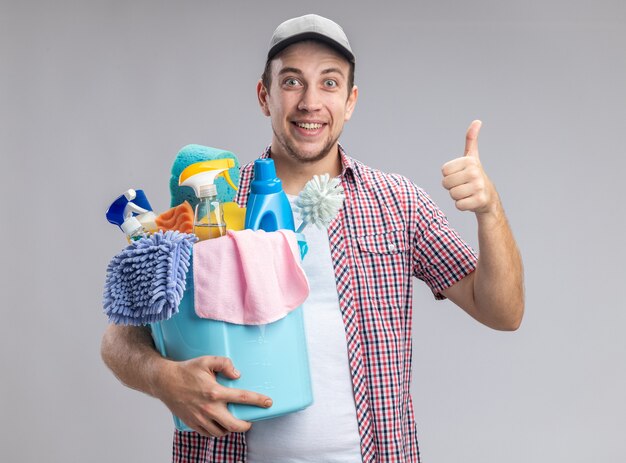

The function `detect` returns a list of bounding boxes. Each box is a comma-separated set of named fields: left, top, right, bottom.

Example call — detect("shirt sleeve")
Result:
left=411, top=188, right=478, bottom=300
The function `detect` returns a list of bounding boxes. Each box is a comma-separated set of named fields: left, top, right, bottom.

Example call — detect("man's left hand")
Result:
left=439, top=119, right=524, bottom=331
left=441, top=120, right=498, bottom=215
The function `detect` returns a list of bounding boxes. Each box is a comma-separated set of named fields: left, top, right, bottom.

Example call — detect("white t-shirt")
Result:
left=245, top=197, right=362, bottom=462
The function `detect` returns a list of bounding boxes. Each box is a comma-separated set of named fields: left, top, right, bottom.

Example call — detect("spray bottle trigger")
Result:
left=124, top=189, right=137, bottom=201
left=222, top=171, right=238, bottom=191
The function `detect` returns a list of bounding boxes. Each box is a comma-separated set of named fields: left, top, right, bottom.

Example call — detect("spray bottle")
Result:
left=179, top=159, right=238, bottom=241
left=106, top=188, right=156, bottom=241
left=122, top=189, right=158, bottom=233
left=120, top=216, right=147, bottom=241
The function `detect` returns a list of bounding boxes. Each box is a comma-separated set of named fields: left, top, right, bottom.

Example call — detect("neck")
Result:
left=269, top=144, right=343, bottom=195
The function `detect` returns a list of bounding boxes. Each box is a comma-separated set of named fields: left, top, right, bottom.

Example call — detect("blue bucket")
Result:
left=150, top=242, right=312, bottom=431
left=151, top=157, right=313, bottom=431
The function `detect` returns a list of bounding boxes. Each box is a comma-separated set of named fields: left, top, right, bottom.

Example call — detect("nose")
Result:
left=297, top=86, right=322, bottom=112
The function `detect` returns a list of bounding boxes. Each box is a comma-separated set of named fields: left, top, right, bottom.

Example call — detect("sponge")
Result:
left=156, top=201, right=194, bottom=233
left=170, top=145, right=240, bottom=208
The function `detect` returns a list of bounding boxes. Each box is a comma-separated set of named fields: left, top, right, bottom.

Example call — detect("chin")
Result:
left=289, top=145, right=333, bottom=163
left=273, top=124, right=341, bottom=164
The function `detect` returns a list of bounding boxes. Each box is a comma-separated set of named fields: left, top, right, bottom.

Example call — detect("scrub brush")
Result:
left=103, top=230, right=197, bottom=325
left=294, top=174, right=345, bottom=232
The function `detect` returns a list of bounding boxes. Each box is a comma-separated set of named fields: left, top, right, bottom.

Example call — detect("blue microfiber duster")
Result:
left=103, top=230, right=197, bottom=325
left=170, top=144, right=240, bottom=208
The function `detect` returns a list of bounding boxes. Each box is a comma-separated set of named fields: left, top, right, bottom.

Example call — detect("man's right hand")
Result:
left=153, top=355, right=273, bottom=438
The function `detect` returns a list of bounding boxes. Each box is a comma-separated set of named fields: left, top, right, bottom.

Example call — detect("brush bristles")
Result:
left=295, top=174, right=345, bottom=230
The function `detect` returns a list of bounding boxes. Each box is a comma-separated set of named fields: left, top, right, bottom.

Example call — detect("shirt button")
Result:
left=388, top=242, right=396, bottom=251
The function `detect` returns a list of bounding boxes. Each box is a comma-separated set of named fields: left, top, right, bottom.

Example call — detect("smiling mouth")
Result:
left=293, top=121, right=325, bottom=130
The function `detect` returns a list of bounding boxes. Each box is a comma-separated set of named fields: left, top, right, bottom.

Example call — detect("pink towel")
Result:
left=193, top=229, right=309, bottom=325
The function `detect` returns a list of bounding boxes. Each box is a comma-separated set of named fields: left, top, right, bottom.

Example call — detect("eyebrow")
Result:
left=321, top=68, right=346, bottom=78
left=277, top=66, right=346, bottom=78
left=278, top=67, right=303, bottom=76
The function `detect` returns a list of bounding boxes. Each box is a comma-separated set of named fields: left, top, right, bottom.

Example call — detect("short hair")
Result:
left=261, top=40, right=355, bottom=98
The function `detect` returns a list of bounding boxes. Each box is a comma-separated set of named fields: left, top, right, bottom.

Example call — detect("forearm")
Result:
left=100, top=325, right=274, bottom=437
left=100, top=324, right=168, bottom=397
left=441, top=120, right=524, bottom=330
left=473, top=196, right=524, bottom=330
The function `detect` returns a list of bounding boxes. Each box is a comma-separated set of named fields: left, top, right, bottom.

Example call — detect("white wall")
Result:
left=1, top=1, right=624, bottom=461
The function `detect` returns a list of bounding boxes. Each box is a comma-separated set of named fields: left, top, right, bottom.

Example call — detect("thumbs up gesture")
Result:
left=441, top=120, right=498, bottom=215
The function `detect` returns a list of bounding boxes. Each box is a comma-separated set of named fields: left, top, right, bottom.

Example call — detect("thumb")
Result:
left=464, top=120, right=482, bottom=158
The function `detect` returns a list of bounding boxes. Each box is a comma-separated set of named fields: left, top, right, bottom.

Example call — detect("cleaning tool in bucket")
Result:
left=192, top=229, right=309, bottom=324
left=244, top=159, right=294, bottom=231
left=155, top=201, right=194, bottom=234
left=169, top=145, right=246, bottom=230
left=294, top=174, right=345, bottom=232
left=121, top=216, right=147, bottom=242
left=169, top=145, right=239, bottom=208
left=150, top=158, right=314, bottom=431
left=106, top=189, right=158, bottom=233
left=103, top=230, right=196, bottom=326
left=179, top=159, right=237, bottom=241
left=222, top=202, right=247, bottom=231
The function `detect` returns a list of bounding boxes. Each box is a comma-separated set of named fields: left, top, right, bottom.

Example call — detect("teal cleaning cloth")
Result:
left=103, top=231, right=197, bottom=325
left=170, top=144, right=240, bottom=208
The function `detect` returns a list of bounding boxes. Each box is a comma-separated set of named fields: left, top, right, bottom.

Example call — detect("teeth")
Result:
left=296, top=122, right=323, bottom=130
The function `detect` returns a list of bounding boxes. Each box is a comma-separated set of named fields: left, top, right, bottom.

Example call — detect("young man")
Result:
left=101, top=14, right=524, bottom=462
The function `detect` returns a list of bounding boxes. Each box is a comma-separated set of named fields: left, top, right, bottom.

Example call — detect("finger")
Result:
left=192, top=388, right=254, bottom=435
left=209, top=407, right=253, bottom=434
left=464, top=120, right=482, bottom=158
left=448, top=183, right=475, bottom=201
left=441, top=157, right=468, bottom=176
left=442, top=170, right=472, bottom=190
left=441, top=156, right=479, bottom=177
left=195, top=420, right=229, bottom=438
left=455, top=194, right=486, bottom=212
left=218, top=385, right=273, bottom=408
left=204, top=356, right=241, bottom=380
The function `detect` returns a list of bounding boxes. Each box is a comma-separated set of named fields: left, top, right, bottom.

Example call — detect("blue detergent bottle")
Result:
left=234, top=157, right=313, bottom=414
left=151, top=158, right=313, bottom=431
left=245, top=159, right=294, bottom=230
left=246, top=159, right=309, bottom=256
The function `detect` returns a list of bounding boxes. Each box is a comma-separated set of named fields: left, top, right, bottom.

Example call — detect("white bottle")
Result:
left=121, top=216, right=147, bottom=242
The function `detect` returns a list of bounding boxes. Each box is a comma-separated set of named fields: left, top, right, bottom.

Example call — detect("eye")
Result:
left=284, top=78, right=301, bottom=87
left=324, top=79, right=338, bottom=88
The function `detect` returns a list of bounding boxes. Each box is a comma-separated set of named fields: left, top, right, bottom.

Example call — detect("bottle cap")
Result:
left=198, top=184, right=217, bottom=197
left=121, top=216, right=143, bottom=236
left=251, top=159, right=282, bottom=194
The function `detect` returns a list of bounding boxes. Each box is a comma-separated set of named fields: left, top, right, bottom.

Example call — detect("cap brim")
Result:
left=268, top=32, right=355, bottom=63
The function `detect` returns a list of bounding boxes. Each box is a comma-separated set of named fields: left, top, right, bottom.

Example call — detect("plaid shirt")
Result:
left=173, top=146, right=477, bottom=462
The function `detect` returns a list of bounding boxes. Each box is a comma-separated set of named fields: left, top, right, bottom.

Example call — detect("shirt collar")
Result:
left=337, top=144, right=356, bottom=178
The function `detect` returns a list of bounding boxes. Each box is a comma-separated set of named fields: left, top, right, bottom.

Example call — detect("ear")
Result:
left=257, top=80, right=271, bottom=117
left=344, top=85, right=358, bottom=122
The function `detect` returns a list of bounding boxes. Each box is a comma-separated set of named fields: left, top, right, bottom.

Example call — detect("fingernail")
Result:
left=264, top=399, right=273, bottom=408
left=233, top=369, right=240, bottom=377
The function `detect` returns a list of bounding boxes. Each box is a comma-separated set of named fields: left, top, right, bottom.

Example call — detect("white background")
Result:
left=1, top=1, right=624, bottom=461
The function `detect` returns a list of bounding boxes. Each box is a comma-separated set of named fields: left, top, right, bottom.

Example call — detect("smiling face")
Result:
left=257, top=40, right=358, bottom=168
